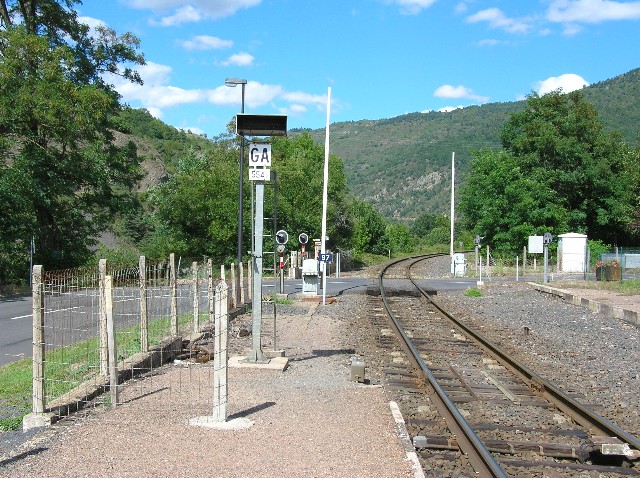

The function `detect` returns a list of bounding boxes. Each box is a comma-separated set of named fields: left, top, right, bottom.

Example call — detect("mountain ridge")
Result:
left=300, top=67, right=640, bottom=222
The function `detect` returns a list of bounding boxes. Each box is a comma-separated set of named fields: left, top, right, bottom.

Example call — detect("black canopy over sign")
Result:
left=237, top=114, right=287, bottom=136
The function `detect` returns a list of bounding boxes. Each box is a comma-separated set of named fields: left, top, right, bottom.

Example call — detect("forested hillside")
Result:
left=302, top=68, right=640, bottom=222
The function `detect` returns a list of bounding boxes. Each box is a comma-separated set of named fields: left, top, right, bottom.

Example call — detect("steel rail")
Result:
left=379, top=254, right=508, bottom=478
left=405, top=258, right=640, bottom=455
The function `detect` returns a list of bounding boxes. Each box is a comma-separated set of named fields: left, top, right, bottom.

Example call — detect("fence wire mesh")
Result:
left=36, top=257, right=240, bottom=424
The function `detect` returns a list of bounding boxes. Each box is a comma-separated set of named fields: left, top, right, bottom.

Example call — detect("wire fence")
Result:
left=465, top=246, right=640, bottom=282
left=27, top=255, right=250, bottom=426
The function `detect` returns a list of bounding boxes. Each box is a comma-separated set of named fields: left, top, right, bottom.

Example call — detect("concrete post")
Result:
left=139, top=256, right=148, bottom=353
left=99, top=259, right=108, bottom=375
left=105, top=275, right=119, bottom=408
left=247, top=181, right=266, bottom=362
left=212, top=281, right=229, bottom=421
left=170, top=253, right=177, bottom=335
left=192, top=261, right=199, bottom=333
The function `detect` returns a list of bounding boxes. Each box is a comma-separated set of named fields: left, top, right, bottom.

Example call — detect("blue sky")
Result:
left=78, top=0, right=640, bottom=138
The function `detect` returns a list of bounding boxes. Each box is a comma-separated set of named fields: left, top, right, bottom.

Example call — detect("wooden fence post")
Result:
left=99, top=259, right=108, bottom=375
left=170, top=253, right=177, bottom=335
left=192, top=261, right=199, bottom=333
left=105, top=275, right=119, bottom=408
left=139, top=256, right=148, bottom=353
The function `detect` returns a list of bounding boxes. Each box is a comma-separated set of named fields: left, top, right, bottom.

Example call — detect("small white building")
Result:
left=558, top=233, right=588, bottom=273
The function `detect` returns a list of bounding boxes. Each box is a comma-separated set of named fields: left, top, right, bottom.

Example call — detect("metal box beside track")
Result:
left=350, top=357, right=366, bottom=383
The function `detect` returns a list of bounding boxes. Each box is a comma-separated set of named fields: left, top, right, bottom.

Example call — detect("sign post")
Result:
left=543, top=232, right=553, bottom=283
left=246, top=142, right=272, bottom=363
left=299, top=233, right=308, bottom=259
left=275, top=230, right=288, bottom=294
left=237, top=114, right=287, bottom=364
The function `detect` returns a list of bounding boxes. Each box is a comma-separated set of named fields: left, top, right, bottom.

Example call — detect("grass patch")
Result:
left=464, top=288, right=484, bottom=298
left=0, top=358, right=32, bottom=431
left=270, top=294, right=294, bottom=305
left=0, top=414, right=25, bottom=431
left=0, top=313, right=195, bottom=431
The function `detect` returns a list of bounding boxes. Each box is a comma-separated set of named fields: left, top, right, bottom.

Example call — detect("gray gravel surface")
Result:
left=435, top=281, right=640, bottom=439
left=0, top=296, right=417, bottom=478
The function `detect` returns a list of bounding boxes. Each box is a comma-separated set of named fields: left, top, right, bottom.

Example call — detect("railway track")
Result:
left=375, top=254, right=640, bottom=477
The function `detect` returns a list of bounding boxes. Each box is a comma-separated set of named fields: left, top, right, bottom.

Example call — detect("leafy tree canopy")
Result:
left=141, top=132, right=354, bottom=261
left=0, top=0, right=145, bottom=282
left=459, top=90, right=639, bottom=253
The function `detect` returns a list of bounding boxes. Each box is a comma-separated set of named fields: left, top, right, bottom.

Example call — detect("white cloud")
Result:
left=131, top=0, right=262, bottom=24
left=137, top=62, right=173, bottom=85
left=454, top=2, right=469, bottom=14
left=108, top=63, right=326, bottom=123
left=466, top=7, right=533, bottom=33
left=144, top=106, right=164, bottom=119
left=155, top=5, right=201, bottom=26
left=438, top=105, right=464, bottom=112
left=434, top=84, right=489, bottom=103
left=281, top=91, right=327, bottom=110
left=279, top=104, right=308, bottom=116
left=219, top=52, right=255, bottom=67
left=561, top=23, right=583, bottom=35
left=388, top=0, right=438, bottom=15
left=180, top=35, right=233, bottom=50
left=547, top=0, right=640, bottom=24
left=535, top=73, right=589, bottom=94
left=477, top=38, right=499, bottom=46
left=78, top=16, right=106, bottom=32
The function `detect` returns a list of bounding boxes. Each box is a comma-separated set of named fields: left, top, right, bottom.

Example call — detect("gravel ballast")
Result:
left=435, top=281, right=640, bottom=439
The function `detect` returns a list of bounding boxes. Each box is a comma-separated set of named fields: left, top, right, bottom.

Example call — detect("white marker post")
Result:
left=321, top=87, right=331, bottom=306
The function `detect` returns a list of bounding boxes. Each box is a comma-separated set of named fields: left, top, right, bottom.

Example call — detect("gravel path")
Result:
left=0, top=297, right=416, bottom=478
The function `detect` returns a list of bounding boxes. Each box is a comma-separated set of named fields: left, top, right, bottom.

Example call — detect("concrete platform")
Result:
left=228, top=354, right=289, bottom=371
left=188, top=415, right=254, bottom=430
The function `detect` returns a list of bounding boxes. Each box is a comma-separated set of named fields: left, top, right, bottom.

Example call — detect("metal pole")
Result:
left=236, top=84, right=245, bottom=308
left=321, top=87, right=331, bottom=306
left=29, top=236, right=34, bottom=287
left=247, top=180, right=266, bottom=363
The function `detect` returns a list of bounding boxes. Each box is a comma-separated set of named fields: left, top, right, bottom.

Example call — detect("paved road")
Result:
left=0, top=294, right=33, bottom=366
left=0, top=276, right=479, bottom=367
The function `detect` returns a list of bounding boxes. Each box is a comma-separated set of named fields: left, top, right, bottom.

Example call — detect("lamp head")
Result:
left=225, top=77, right=247, bottom=87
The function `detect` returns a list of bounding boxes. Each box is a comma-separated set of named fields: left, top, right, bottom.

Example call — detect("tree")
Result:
left=459, top=149, right=569, bottom=251
left=351, top=200, right=389, bottom=255
left=386, top=222, right=414, bottom=254
left=142, top=132, right=355, bottom=261
left=459, top=90, right=638, bottom=252
left=411, top=213, right=448, bottom=237
left=141, top=145, right=240, bottom=260
left=270, top=133, right=352, bottom=251
left=0, top=1, right=145, bottom=277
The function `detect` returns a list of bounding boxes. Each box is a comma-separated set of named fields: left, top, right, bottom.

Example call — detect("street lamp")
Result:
left=225, top=77, right=247, bottom=307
